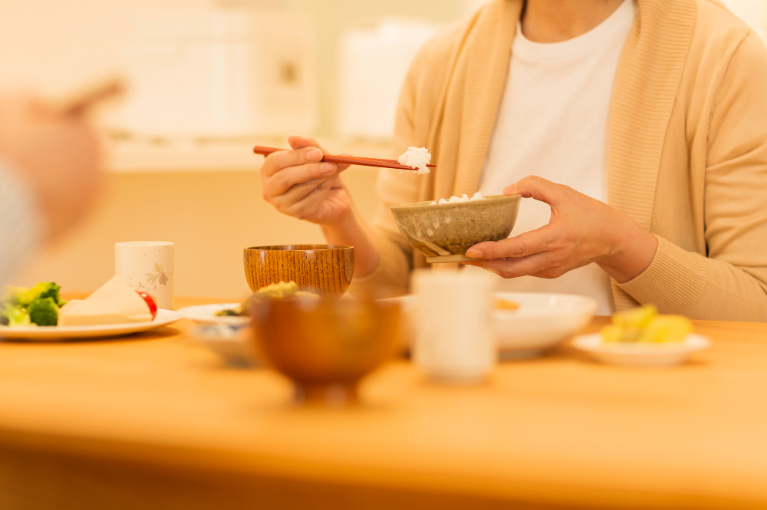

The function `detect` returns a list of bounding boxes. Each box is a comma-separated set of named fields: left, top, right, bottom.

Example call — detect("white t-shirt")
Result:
left=472, top=0, right=635, bottom=316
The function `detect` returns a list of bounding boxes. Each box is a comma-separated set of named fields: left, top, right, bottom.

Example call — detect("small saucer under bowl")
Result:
left=178, top=303, right=249, bottom=326
left=191, top=323, right=257, bottom=367
left=572, top=333, right=711, bottom=367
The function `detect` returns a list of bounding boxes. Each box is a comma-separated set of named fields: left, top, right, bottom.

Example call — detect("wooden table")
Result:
left=0, top=298, right=766, bottom=510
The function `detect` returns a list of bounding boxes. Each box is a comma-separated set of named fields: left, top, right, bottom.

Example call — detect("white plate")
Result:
left=387, top=292, right=598, bottom=359
left=572, top=333, right=711, bottom=367
left=0, top=309, right=182, bottom=341
left=177, top=303, right=249, bottom=326
left=191, top=324, right=257, bottom=367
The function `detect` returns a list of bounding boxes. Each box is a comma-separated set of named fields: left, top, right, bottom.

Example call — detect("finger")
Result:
left=466, top=259, right=508, bottom=277
left=283, top=178, right=340, bottom=219
left=262, top=146, right=325, bottom=178
left=288, top=135, right=326, bottom=152
left=284, top=188, right=327, bottom=218
left=264, top=162, right=338, bottom=197
left=335, top=152, right=352, bottom=172
left=290, top=137, right=350, bottom=172
left=288, top=136, right=351, bottom=172
left=472, top=253, right=555, bottom=279
left=0, top=93, right=36, bottom=110
left=502, top=175, right=563, bottom=206
left=23, top=96, right=50, bottom=116
left=271, top=175, right=335, bottom=208
left=466, top=226, right=557, bottom=259
left=0, top=95, right=39, bottom=123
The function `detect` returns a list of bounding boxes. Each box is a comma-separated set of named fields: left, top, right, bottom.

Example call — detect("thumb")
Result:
left=503, top=175, right=561, bottom=206
left=335, top=153, right=352, bottom=172
left=288, top=135, right=326, bottom=153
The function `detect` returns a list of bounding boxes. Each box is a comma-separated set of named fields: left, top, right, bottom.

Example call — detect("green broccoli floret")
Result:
left=28, top=297, right=59, bottom=326
left=5, top=306, right=32, bottom=327
left=1, top=285, right=24, bottom=306
left=1, top=282, right=64, bottom=327
left=0, top=286, right=24, bottom=325
left=19, top=282, right=66, bottom=307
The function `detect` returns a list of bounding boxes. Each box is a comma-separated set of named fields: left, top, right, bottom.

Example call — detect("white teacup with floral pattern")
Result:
left=115, top=242, right=174, bottom=310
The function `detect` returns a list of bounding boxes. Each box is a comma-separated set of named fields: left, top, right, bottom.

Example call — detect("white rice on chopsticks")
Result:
left=398, top=147, right=432, bottom=174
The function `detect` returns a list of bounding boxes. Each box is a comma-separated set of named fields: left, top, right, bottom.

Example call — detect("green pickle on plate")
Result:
left=214, top=281, right=319, bottom=317
left=602, top=305, right=692, bottom=344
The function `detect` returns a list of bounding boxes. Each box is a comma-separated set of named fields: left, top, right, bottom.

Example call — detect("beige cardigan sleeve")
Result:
left=346, top=60, right=423, bottom=298
left=619, top=31, right=767, bottom=321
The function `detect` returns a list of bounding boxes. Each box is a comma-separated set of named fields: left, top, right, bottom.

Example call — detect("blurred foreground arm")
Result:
left=0, top=160, right=45, bottom=286
left=0, top=96, right=102, bottom=285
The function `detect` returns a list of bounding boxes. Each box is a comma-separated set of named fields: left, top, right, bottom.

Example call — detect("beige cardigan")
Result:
left=349, top=0, right=767, bottom=322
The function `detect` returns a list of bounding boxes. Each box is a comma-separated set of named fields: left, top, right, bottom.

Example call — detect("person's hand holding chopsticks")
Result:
left=259, top=135, right=384, bottom=278
left=260, top=136, right=354, bottom=225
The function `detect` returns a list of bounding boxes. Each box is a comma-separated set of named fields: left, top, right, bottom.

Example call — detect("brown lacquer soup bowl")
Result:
left=244, top=245, right=354, bottom=299
left=250, top=297, right=401, bottom=405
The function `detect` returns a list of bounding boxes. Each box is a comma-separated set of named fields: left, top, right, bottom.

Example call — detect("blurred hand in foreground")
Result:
left=463, top=176, right=658, bottom=284
left=260, top=136, right=352, bottom=225
left=0, top=95, right=102, bottom=241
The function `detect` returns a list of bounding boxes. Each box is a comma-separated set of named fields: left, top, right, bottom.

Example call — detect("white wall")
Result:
left=1, top=0, right=764, bottom=111
left=0, top=0, right=213, bottom=95
left=723, top=0, right=767, bottom=39
left=0, top=0, right=470, bottom=135
left=463, top=0, right=489, bottom=15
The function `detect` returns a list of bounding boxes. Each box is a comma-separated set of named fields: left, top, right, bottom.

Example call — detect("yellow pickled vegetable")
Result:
left=613, top=305, right=657, bottom=329
left=636, top=315, right=692, bottom=343
left=214, top=281, right=319, bottom=317
left=254, top=281, right=300, bottom=299
left=601, top=324, right=625, bottom=343
left=601, top=305, right=691, bottom=344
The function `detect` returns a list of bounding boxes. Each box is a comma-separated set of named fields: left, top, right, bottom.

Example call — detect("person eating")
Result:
left=260, top=0, right=767, bottom=321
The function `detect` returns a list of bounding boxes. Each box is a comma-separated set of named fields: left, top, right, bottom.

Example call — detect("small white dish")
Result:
left=385, top=292, right=597, bottom=359
left=177, top=303, right=249, bottom=326
left=191, top=324, right=257, bottom=367
left=0, top=309, right=181, bottom=341
left=492, top=292, right=597, bottom=359
left=572, top=333, right=711, bottom=367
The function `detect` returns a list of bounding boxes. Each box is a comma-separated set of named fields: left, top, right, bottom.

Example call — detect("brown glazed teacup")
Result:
left=243, top=245, right=354, bottom=298
left=250, top=298, right=401, bottom=405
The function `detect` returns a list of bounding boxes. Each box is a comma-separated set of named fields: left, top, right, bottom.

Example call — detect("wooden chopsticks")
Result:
left=252, top=146, right=435, bottom=172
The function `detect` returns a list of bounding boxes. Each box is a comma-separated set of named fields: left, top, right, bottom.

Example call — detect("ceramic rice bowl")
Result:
left=390, top=195, right=521, bottom=263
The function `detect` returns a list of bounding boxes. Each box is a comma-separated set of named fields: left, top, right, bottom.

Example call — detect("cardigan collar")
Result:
left=421, top=0, right=521, bottom=201
left=435, top=0, right=696, bottom=232
left=450, top=0, right=521, bottom=197
left=608, top=0, right=696, bottom=229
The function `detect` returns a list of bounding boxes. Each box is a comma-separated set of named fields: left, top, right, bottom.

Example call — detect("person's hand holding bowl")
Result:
left=463, top=176, right=658, bottom=284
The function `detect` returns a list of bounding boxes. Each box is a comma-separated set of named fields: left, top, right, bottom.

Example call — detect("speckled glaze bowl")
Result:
left=390, top=195, right=521, bottom=263
left=244, top=245, right=354, bottom=298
